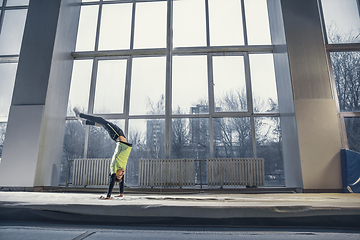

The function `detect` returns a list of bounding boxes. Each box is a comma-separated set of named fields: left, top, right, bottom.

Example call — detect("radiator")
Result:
left=139, top=159, right=195, bottom=187
left=72, top=158, right=111, bottom=186
left=207, top=158, right=265, bottom=187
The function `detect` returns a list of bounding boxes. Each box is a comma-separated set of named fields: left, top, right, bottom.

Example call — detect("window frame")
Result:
left=70, top=0, right=279, bottom=160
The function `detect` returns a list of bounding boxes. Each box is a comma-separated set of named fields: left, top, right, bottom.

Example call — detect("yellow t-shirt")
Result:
left=110, top=141, right=132, bottom=174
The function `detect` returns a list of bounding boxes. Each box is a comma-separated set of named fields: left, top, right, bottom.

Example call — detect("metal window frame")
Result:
left=0, top=0, right=28, bottom=62
left=70, top=0, right=280, bottom=159
left=0, top=0, right=28, bottom=124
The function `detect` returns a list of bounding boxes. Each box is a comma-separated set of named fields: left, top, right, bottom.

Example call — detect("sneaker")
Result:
left=73, top=107, right=81, bottom=118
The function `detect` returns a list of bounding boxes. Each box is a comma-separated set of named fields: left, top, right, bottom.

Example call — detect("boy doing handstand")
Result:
left=73, top=107, right=132, bottom=199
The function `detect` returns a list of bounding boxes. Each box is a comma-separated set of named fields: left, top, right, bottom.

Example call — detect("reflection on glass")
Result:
left=0, top=63, right=17, bottom=120
left=173, top=0, right=206, bottom=48
left=93, top=59, right=127, bottom=114
left=87, top=119, right=124, bottom=158
left=249, top=54, right=278, bottom=113
left=134, top=1, right=167, bottom=49
left=99, top=3, right=132, bottom=50
left=172, top=55, right=208, bottom=114
left=82, top=0, right=98, bottom=2
left=128, top=118, right=165, bottom=185
left=330, top=51, right=360, bottom=112
left=0, top=1, right=3, bottom=6
left=67, top=60, right=93, bottom=116
left=255, top=117, right=284, bottom=186
left=75, top=5, right=99, bottom=51
left=0, top=9, right=27, bottom=55
left=0, top=123, right=7, bottom=160
left=130, top=57, right=166, bottom=115
left=6, top=0, right=29, bottom=6
left=244, top=0, right=271, bottom=45
left=344, top=117, right=360, bottom=152
left=171, top=118, right=210, bottom=160
left=208, top=0, right=244, bottom=46
left=213, top=56, right=247, bottom=112
left=213, top=117, right=252, bottom=158
left=322, top=0, right=360, bottom=43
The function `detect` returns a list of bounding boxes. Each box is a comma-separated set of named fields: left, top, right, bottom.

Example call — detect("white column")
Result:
left=279, top=0, right=342, bottom=190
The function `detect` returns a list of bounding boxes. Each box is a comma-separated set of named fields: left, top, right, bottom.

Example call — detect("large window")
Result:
left=0, top=0, right=28, bottom=160
left=321, top=0, right=360, bottom=152
left=63, top=0, right=283, bottom=187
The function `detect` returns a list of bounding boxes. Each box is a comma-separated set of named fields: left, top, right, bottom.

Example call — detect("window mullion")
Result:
left=124, top=56, right=132, bottom=136
left=240, top=0, right=248, bottom=46
left=130, top=0, right=136, bottom=50
left=244, top=52, right=256, bottom=157
left=207, top=54, right=214, bottom=158
left=165, top=0, right=173, bottom=159
left=94, top=0, right=103, bottom=52
left=205, top=0, right=210, bottom=47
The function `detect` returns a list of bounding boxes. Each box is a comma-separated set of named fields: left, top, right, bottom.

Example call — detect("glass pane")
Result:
left=244, top=0, right=271, bottom=45
left=0, top=123, right=6, bottom=161
left=62, top=120, right=86, bottom=162
left=171, top=118, right=210, bottom=160
left=213, top=56, right=247, bottom=112
left=0, top=63, right=17, bottom=120
left=128, top=119, right=165, bottom=185
left=87, top=119, right=125, bottom=158
left=6, top=0, right=29, bottom=6
left=213, top=117, right=253, bottom=158
left=173, top=0, right=206, bottom=48
left=0, top=1, right=4, bottom=6
left=61, top=120, right=86, bottom=185
left=330, top=51, right=360, bottom=112
left=344, top=117, right=360, bottom=152
left=0, top=9, right=27, bottom=55
left=75, top=5, right=99, bottom=51
left=93, top=59, right=127, bottom=114
left=82, top=0, right=98, bottom=2
left=250, top=54, right=278, bottom=113
left=130, top=57, right=166, bottom=115
left=322, top=0, right=360, bottom=43
left=209, top=0, right=244, bottom=46
left=129, top=119, right=165, bottom=159
left=172, top=55, right=208, bottom=114
left=255, top=117, right=284, bottom=186
left=98, top=3, right=132, bottom=50
left=134, top=1, right=167, bottom=49
left=67, top=60, right=93, bottom=116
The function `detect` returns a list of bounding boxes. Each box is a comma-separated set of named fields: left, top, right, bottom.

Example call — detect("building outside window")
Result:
left=62, top=0, right=284, bottom=186
left=0, top=0, right=28, bottom=161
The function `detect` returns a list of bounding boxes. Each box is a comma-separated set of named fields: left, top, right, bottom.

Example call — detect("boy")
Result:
left=73, top=107, right=132, bottom=199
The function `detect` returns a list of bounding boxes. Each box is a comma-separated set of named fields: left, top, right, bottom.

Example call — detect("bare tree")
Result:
left=171, top=106, right=190, bottom=159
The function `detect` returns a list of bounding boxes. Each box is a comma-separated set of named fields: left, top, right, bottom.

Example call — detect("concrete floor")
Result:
left=0, top=192, right=359, bottom=228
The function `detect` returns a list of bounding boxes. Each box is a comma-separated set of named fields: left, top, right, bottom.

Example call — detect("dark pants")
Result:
left=79, top=113, right=125, bottom=141
left=107, top=173, right=124, bottom=198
